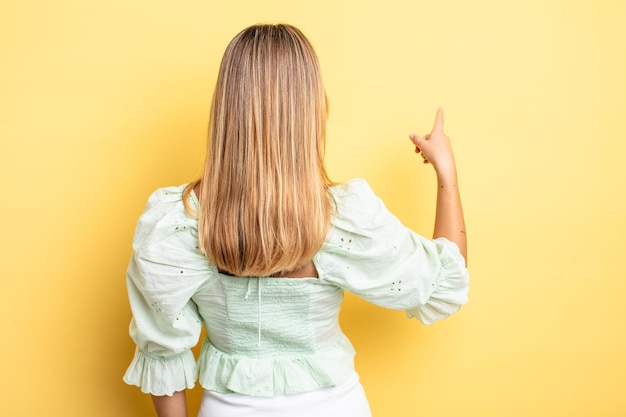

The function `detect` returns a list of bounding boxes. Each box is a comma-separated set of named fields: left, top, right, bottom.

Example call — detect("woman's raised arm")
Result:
left=410, top=108, right=467, bottom=265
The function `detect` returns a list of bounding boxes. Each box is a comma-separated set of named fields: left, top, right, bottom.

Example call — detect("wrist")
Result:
left=435, top=164, right=458, bottom=183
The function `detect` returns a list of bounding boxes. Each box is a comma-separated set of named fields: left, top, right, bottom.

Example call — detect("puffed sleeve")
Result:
left=123, top=186, right=213, bottom=395
left=315, top=179, right=469, bottom=325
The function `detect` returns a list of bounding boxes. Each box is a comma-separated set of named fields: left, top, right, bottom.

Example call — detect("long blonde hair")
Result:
left=184, top=24, right=332, bottom=277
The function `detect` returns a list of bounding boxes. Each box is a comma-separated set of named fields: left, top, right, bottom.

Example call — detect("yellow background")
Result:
left=1, top=1, right=625, bottom=416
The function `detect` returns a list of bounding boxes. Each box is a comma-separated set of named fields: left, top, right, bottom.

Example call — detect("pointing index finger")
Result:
left=432, top=107, right=444, bottom=133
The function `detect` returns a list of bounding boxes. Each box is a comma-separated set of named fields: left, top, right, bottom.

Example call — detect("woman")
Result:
left=123, top=24, right=468, bottom=417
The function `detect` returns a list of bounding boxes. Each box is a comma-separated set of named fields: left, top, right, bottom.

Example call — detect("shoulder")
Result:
left=329, top=178, right=386, bottom=223
left=330, top=178, right=379, bottom=208
left=132, top=184, right=199, bottom=259
left=141, top=184, right=197, bottom=216
left=128, top=184, right=213, bottom=311
left=329, top=178, right=374, bottom=199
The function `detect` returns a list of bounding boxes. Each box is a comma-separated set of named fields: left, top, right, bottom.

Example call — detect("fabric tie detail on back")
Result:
left=244, top=278, right=263, bottom=346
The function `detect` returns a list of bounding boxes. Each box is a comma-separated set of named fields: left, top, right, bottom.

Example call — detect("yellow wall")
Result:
left=2, top=1, right=625, bottom=416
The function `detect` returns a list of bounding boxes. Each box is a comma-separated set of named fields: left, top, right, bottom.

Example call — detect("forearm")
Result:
left=410, top=108, right=467, bottom=264
left=151, top=391, right=188, bottom=417
left=433, top=167, right=467, bottom=265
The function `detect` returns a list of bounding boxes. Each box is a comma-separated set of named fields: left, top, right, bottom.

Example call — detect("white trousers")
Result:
left=197, top=372, right=372, bottom=417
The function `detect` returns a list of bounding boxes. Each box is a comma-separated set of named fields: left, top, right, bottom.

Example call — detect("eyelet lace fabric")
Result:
left=124, top=179, right=469, bottom=396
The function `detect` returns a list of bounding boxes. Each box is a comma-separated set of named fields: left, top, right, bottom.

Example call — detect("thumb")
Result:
left=409, top=133, right=425, bottom=147
left=432, top=107, right=444, bottom=133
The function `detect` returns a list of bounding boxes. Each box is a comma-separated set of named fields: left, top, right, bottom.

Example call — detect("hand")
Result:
left=409, top=108, right=456, bottom=175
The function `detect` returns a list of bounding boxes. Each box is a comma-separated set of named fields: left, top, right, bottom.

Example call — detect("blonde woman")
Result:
left=123, top=24, right=469, bottom=417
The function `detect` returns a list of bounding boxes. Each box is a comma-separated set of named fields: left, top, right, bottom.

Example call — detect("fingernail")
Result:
left=409, top=134, right=416, bottom=139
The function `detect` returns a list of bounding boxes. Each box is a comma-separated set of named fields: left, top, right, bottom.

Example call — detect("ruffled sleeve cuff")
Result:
left=406, top=237, right=469, bottom=325
left=123, top=348, right=197, bottom=396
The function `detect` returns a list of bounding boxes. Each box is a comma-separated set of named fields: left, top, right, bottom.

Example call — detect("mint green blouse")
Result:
left=123, top=179, right=469, bottom=397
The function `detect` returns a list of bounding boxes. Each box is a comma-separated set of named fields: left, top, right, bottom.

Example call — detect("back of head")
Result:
left=194, top=24, right=331, bottom=277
